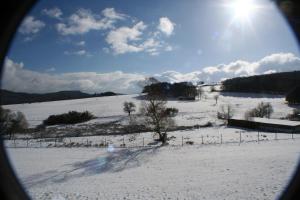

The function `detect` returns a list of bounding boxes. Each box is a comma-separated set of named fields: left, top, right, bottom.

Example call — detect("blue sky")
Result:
left=2, top=0, right=300, bottom=93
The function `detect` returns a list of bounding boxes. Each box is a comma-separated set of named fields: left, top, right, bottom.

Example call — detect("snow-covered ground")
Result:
left=4, top=127, right=300, bottom=148
left=6, top=139, right=300, bottom=200
left=3, top=91, right=300, bottom=199
left=3, top=92, right=297, bottom=128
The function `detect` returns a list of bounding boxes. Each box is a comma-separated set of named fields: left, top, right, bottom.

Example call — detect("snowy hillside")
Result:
left=3, top=91, right=300, bottom=200
left=3, top=91, right=296, bottom=128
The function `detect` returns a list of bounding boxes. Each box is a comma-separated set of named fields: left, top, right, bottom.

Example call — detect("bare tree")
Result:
left=217, top=104, right=234, bottom=120
left=214, top=95, right=219, bottom=105
left=197, top=87, right=204, bottom=100
left=140, top=92, right=177, bottom=145
left=123, top=101, right=136, bottom=117
left=0, top=107, right=28, bottom=139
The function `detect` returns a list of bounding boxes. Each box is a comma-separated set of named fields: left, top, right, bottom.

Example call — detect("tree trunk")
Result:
left=160, top=132, right=167, bottom=145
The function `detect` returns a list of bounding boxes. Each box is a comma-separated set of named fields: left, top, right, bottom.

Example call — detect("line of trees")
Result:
left=221, top=71, right=300, bottom=94
left=143, top=82, right=198, bottom=99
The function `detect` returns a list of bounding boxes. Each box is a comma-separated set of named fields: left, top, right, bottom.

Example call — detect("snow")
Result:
left=3, top=90, right=300, bottom=199
left=6, top=139, right=300, bottom=200
left=4, top=127, right=300, bottom=148
left=3, top=91, right=298, bottom=128
left=251, top=117, right=300, bottom=126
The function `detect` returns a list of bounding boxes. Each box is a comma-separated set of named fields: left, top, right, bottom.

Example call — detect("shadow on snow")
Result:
left=22, top=146, right=160, bottom=188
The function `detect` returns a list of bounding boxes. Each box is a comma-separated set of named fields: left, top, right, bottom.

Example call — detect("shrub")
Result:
left=43, top=111, right=95, bottom=125
left=286, top=109, right=300, bottom=121
left=186, top=141, right=194, bottom=145
left=244, top=102, right=273, bottom=119
left=210, top=85, right=216, bottom=92
left=164, top=107, right=179, bottom=117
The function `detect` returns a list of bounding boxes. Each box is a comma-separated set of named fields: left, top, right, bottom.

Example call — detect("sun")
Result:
left=228, top=0, right=257, bottom=23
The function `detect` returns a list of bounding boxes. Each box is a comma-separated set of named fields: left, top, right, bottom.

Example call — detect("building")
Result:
left=228, top=117, right=300, bottom=133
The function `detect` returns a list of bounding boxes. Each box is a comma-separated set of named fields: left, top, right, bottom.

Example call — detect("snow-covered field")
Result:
left=3, top=91, right=300, bottom=199
left=4, top=127, right=300, bottom=148
left=7, top=139, right=300, bottom=200
left=3, top=92, right=297, bottom=128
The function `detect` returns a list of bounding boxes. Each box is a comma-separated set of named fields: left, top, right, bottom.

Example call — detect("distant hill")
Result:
left=221, top=71, right=300, bottom=94
left=0, top=90, right=121, bottom=105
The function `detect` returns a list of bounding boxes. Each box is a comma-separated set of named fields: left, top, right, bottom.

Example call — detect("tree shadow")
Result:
left=286, top=104, right=300, bottom=109
left=133, top=94, right=198, bottom=102
left=220, top=92, right=284, bottom=98
left=22, top=146, right=160, bottom=188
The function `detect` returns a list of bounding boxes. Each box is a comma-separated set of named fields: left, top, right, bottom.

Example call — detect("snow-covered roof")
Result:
left=231, top=117, right=300, bottom=127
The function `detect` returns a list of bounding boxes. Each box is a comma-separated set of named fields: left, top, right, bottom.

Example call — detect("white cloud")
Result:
left=154, top=71, right=203, bottom=83
left=19, top=16, right=45, bottom=35
left=106, top=21, right=147, bottom=54
left=4, top=53, right=299, bottom=94
left=106, top=21, right=170, bottom=55
left=64, top=50, right=87, bottom=56
left=102, top=8, right=126, bottom=20
left=257, top=52, right=300, bottom=73
left=42, top=7, right=63, bottom=19
left=56, top=8, right=124, bottom=35
left=165, top=45, right=173, bottom=51
left=203, top=66, right=220, bottom=74
left=199, top=52, right=300, bottom=82
left=157, top=17, right=175, bottom=36
left=153, top=53, right=300, bottom=83
left=2, top=58, right=145, bottom=94
left=45, top=67, right=56, bottom=72
left=75, top=41, right=85, bottom=46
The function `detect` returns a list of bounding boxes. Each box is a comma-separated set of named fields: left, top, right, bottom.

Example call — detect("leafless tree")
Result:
left=0, top=107, right=28, bottom=139
left=140, top=92, right=177, bottom=145
left=217, top=104, right=234, bottom=120
left=197, top=87, right=204, bottom=100
left=214, top=94, right=219, bottom=105
left=123, top=101, right=136, bottom=117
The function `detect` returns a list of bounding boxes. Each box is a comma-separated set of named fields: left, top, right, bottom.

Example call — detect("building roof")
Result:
left=231, top=117, right=300, bottom=127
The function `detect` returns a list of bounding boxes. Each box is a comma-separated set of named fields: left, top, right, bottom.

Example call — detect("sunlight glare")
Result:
left=229, top=0, right=257, bottom=23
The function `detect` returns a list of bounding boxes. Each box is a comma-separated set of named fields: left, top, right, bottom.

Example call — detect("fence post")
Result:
left=27, top=138, right=29, bottom=148
left=182, top=136, right=183, bottom=146
left=104, top=137, right=106, bottom=146
left=257, top=131, right=259, bottom=144
left=143, top=137, right=144, bottom=147
left=123, top=136, right=125, bottom=146
left=221, top=134, right=223, bottom=144
left=40, top=138, right=42, bottom=148
left=201, top=135, right=204, bottom=144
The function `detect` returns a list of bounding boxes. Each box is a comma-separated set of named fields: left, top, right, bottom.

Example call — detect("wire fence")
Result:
left=3, top=130, right=300, bottom=149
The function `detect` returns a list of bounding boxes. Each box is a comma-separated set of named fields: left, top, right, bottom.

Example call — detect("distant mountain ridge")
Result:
left=0, top=90, right=121, bottom=105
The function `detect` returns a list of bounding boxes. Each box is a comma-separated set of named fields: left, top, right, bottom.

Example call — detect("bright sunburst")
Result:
left=227, top=0, right=258, bottom=25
